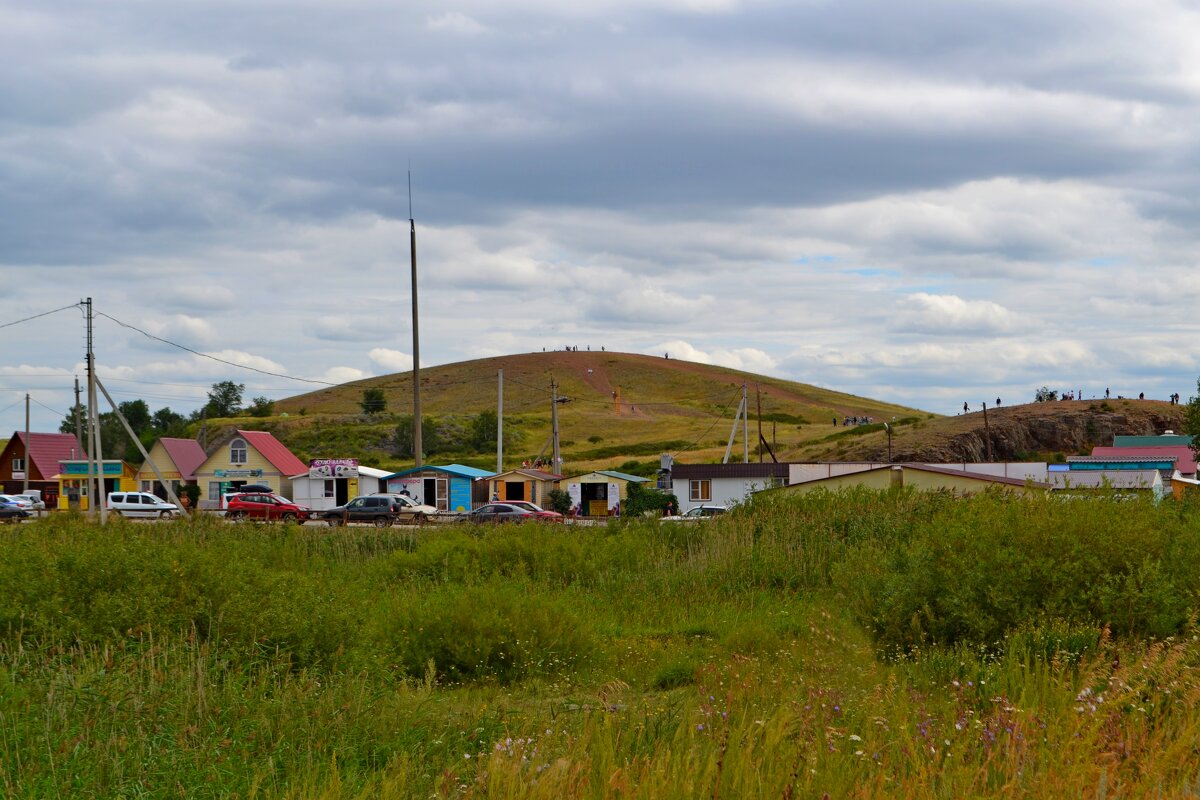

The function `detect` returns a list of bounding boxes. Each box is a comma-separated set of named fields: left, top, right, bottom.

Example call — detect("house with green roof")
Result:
left=561, top=469, right=649, bottom=517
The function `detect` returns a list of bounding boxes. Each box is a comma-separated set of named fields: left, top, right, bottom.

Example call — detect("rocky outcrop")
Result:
left=851, top=405, right=1187, bottom=463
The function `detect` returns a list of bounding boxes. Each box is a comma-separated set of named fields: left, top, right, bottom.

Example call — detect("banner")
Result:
left=567, top=482, right=582, bottom=516
left=309, top=458, right=359, bottom=478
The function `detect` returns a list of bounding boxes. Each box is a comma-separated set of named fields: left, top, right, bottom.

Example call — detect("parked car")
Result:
left=502, top=500, right=564, bottom=522
left=662, top=505, right=726, bottom=522
left=0, top=494, right=34, bottom=511
left=467, top=503, right=539, bottom=524
left=107, top=492, right=181, bottom=520
left=322, top=495, right=431, bottom=527
left=225, top=493, right=311, bottom=523
left=11, top=492, right=45, bottom=512
left=0, top=496, right=30, bottom=523
left=369, top=493, right=439, bottom=519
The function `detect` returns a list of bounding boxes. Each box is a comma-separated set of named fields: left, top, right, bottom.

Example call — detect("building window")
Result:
left=230, top=438, right=248, bottom=464
left=690, top=479, right=711, bottom=502
left=323, top=479, right=335, bottom=499
left=12, top=457, right=24, bottom=472
left=209, top=482, right=222, bottom=501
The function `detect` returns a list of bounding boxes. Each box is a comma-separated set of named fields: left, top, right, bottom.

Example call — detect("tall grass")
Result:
left=3, top=491, right=1200, bottom=796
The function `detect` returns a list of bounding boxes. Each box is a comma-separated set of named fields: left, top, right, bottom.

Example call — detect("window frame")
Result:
left=229, top=438, right=248, bottom=465
left=689, top=479, right=712, bottom=502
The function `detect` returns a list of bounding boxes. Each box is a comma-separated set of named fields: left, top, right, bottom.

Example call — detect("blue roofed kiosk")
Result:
left=384, top=464, right=495, bottom=512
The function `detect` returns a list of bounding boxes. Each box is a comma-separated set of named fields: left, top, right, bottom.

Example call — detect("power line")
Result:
left=0, top=398, right=23, bottom=417
left=0, top=303, right=81, bottom=331
left=666, top=386, right=744, bottom=460
left=96, top=311, right=339, bottom=387
left=30, top=396, right=67, bottom=418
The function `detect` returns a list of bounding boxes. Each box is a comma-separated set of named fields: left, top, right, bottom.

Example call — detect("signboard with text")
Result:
left=309, top=458, right=359, bottom=478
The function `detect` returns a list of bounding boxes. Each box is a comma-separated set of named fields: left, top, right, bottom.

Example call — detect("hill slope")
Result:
left=266, top=351, right=930, bottom=473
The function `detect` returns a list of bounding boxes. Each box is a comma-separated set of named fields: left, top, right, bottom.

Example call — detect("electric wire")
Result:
left=96, top=311, right=340, bottom=387
left=0, top=303, right=81, bottom=331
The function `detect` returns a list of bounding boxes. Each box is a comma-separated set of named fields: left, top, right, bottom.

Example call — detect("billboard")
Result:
left=309, top=458, right=359, bottom=479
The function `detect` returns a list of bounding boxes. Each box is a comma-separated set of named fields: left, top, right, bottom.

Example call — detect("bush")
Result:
left=544, top=488, right=572, bottom=515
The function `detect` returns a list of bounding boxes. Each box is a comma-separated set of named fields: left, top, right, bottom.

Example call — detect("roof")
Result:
left=769, top=463, right=1047, bottom=491
left=670, top=462, right=789, bottom=480
left=384, top=463, right=496, bottom=480
left=1048, top=470, right=1162, bottom=489
left=157, top=438, right=207, bottom=480
left=236, top=430, right=308, bottom=477
left=14, top=432, right=85, bottom=481
left=492, top=469, right=563, bottom=481
left=1113, top=434, right=1192, bottom=448
left=564, top=470, right=650, bottom=483
left=1090, top=445, right=1196, bottom=474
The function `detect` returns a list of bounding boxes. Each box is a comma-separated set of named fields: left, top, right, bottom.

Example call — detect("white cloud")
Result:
left=426, top=12, right=487, bottom=35
left=143, top=314, right=217, bottom=345
left=369, top=348, right=414, bottom=372
left=892, top=293, right=1018, bottom=335
left=322, top=366, right=370, bottom=383
left=654, top=340, right=777, bottom=374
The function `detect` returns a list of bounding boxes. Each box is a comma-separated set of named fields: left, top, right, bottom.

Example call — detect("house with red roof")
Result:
left=135, top=437, right=208, bottom=499
left=0, top=431, right=85, bottom=506
left=193, top=429, right=309, bottom=509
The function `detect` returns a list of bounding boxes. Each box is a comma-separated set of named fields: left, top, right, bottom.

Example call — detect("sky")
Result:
left=4, top=0, right=1200, bottom=433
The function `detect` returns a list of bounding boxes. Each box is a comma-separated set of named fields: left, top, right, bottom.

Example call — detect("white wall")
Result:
left=677, top=477, right=782, bottom=512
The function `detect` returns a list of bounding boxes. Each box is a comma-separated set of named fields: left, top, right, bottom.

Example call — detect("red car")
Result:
left=225, top=493, right=311, bottom=523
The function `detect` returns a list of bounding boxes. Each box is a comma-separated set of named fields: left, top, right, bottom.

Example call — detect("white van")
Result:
left=107, top=492, right=180, bottom=519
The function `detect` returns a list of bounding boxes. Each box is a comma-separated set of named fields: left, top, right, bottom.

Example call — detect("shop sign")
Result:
left=309, top=458, right=359, bottom=478
left=214, top=469, right=263, bottom=478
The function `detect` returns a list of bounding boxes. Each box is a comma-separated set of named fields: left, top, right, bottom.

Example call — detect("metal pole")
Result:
left=755, top=384, right=763, bottom=463
left=550, top=378, right=560, bottom=474
left=497, top=369, right=504, bottom=473
left=742, top=383, right=749, bottom=464
left=96, top=375, right=185, bottom=512
left=722, top=393, right=743, bottom=464
left=84, top=298, right=97, bottom=519
left=73, top=376, right=83, bottom=457
left=409, top=174, right=423, bottom=467
left=982, top=401, right=993, bottom=461
left=22, top=394, right=29, bottom=495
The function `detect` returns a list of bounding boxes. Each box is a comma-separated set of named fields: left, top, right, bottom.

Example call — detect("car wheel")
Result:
left=227, top=510, right=246, bottom=522
left=327, top=517, right=343, bottom=527
left=373, top=516, right=391, bottom=528
left=413, top=512, right=427, bottom=526
left=159, top=510, right=172, bottom=520
left=281, top=512, right=297, bottom=523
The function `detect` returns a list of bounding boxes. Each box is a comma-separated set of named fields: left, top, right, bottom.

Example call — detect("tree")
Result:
left=118, top=400, right=152, bottom=435
left=152, top=407, right=186, bottom=435
left=544, top=488, right=572, bottom=515
left=470, top=410, right=498, bottom=451
left=246, top=396, right=275, bottom=417
left=1184, top=379, right=1200, bottom=462
left=360, top=388, right=387, bottom=415
left=623, top=482, right=678, bottom=517
left=205, top=381, right=245, bottom=418
left=1035, top=386, right=1058, bottom=403
left=395, top=415, right=443, bottom=460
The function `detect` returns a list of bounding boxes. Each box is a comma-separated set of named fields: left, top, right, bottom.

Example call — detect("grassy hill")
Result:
left=253, top=351, right=930, bottom=474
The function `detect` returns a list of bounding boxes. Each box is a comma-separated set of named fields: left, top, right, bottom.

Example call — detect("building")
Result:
left=56, top=459, right=139, bottom=509
left=561, top=469, right=649, bottom=516
left=667, top=462, right=789, bottom=512
left=290, top=460, right=393, bottom=511
left=1047, top=469, right=1164, bottom=499
left=772, top=463, right=1047, bottom=496
left=486, top=468, right=562, bottom=506
left=193, top=430, right=308, bottom=508
left=788, top=461, right=1049, bottom=486
left=384, top=464, right=495, bottom=512
left=135, top=437, right=207, bottom=499
left=1083, top=446, right=1197, bottom=479
left=0, top=431, right=85, bottom=508
left=1113, top=432, right=1192, bottom=448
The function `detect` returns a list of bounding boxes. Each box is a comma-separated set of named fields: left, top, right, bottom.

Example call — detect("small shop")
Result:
left=385, top=464, right=494, bottom=512
left=135, top=437, right=206, bottom=500
left=562, top=469, right=648, bottom=517
left=290, top=460, right=392, bottom=511
left=56, top=459, right=138, bottom=510
left=487, top=468, right=561, bottom=505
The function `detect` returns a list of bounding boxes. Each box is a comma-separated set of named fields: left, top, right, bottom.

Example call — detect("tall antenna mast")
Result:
left=408, top=170, right=423, bottom=467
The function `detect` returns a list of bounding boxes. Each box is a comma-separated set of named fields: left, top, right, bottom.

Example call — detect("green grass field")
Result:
left=5, top=491, right=1200, bottom=797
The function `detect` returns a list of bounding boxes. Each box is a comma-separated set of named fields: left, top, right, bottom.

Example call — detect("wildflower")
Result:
left=848, top=734, right=862, bottom=742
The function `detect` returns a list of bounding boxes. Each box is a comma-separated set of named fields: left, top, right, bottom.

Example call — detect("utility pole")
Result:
left=885, top=422, right=893, bottom=462
left=756, top=384, right=763, bottom=463
left=409, top=171, right=423, bottom=467
left=200, top=406, right=208, bottom=451
left=95, top=376, right=185, bottom=512
left=84, top=297, right=107, bottom=524
left=84, top=298, right=97, bottom=519
left=497, top=369, right=504, bottom=473
left=22, top=393, right=29, bottom=495
left=550, top=378, right=561, bottom=474
left=73, top=376, right=83, bottom=457
left=742, top=383, right=749, bottom=464
left=982, top=401, right=993, bottom=461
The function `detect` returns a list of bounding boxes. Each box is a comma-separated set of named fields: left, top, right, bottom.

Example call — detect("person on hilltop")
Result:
left=963, top=402, right=969, bottom=413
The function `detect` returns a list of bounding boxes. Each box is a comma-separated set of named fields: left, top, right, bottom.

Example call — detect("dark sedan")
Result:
left=320, top=496, right=412, bottom=527
left=467, top=503, right=539, bottom=524
left=0, top=500, right=29, bottom=524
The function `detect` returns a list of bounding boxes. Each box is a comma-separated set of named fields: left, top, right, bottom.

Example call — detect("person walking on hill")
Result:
left=963, top=402, right=969, bottom=413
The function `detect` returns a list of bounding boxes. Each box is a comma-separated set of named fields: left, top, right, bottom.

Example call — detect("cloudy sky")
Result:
left=4, top=0, right=1200, bottom=432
